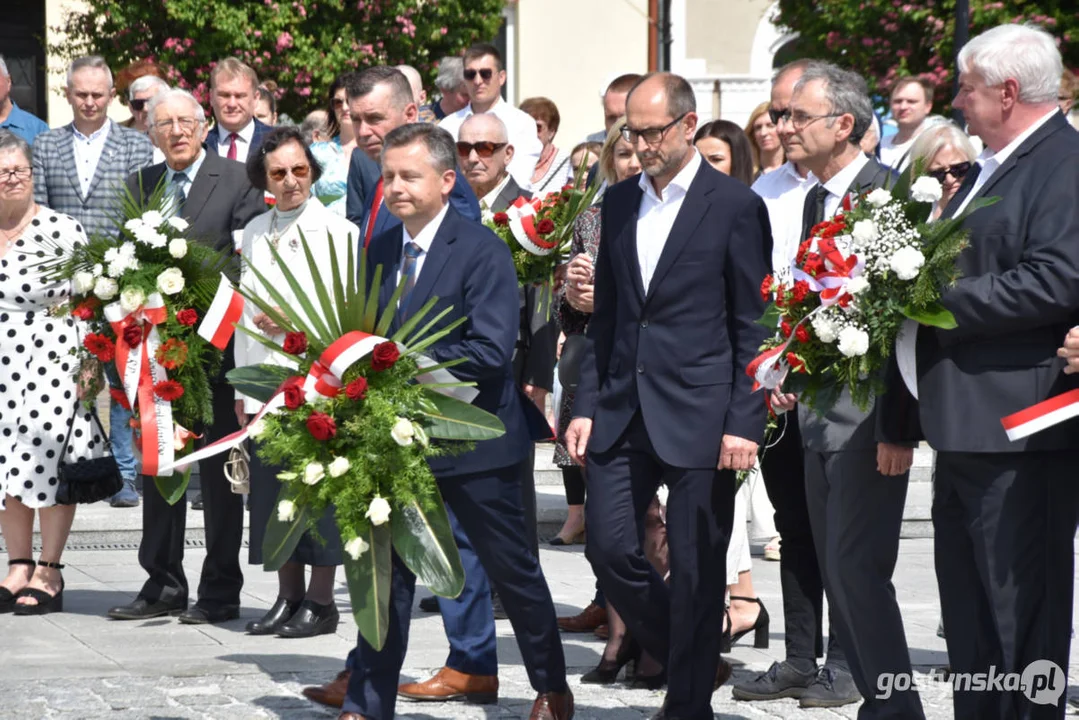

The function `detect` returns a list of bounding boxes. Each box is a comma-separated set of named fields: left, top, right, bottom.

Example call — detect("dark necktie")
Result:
left=802, top=184, right=830, bottom=239
left=171, top=171, right=188, bottom=212
left=397, top=241, right=422, bottom=315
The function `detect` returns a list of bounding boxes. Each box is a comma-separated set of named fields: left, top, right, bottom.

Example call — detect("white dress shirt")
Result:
left=72, top=122, right=111, bottom=197
left=819, top=151, right=870, bottom=220
left=481, top=173, right=513, bottom=213
left=216, top=119, right=256, bottom=163
left=953, top=108, right=1060, bottom=217
left=396, top=202, right=450, bottom=288
left=439, top=98, right=544, bottom=192
left=636, top=149, right=701, bottom=292
left=751, top=161, right=817, bottom=282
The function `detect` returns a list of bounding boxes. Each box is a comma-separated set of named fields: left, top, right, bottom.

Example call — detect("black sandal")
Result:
left=0, top=559, right=36, bottom=614
left=14, top=561, right=64, bottom=616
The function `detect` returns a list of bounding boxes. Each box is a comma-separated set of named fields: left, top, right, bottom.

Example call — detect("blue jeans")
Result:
left=110, top=401, right=138, bottom=481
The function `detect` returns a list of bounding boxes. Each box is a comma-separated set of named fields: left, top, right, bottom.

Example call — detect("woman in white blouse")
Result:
left=237, top=126, right=360, bottom=638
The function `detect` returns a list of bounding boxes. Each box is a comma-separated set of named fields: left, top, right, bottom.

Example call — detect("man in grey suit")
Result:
left=769, top=62, right=924, bottom=719
left=106, top=88, right=265, bottom=626
left=32, top=55, right=154, bottom=509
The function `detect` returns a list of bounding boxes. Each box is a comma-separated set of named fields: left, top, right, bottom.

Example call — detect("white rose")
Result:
left=850, top=219, right=878, bottom=245
left=277, top=499, right=297, bottom=522
left=366, top=495, right=392, bottom=526
left=93, top=277, right=118, bottom=300
left=390, top=416, right=414, bottom=446
left=328, top=456, right=351, bottom=478
left=247, top=418, right=267, bottom=439
left=167, top=216, right=190, bottom=232
left=156, top=267, right=186, bottom=295
left=845, top=276, right=870, bottom=295
left=866, top=188, right=892, bottom=207
left=73, top=271, right=95, bottom=294
left=169, top=238, right=188, bottom=258
left=837, top=326, right=870, bottom=358
left=92, top=263, right=104, bottom=278
left=303, top=462, right=325, bottom=486
left=888, top=246, right=925, bottom=281
left=911, top=175, right=943, bottom=203
left=810, top=314, right=838, bottom=343
left=119, top=287, right=146, bottom=313
left=344, top=536, right=370, bottom=560
left=124, top=218, right=145, bottom=234
left=140, top=210, right=164, bottom=229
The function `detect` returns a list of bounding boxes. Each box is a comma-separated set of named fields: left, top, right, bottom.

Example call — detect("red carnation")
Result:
left=803, top=254, right=824, bottom=277
left=791, top=280, right=810, bottom=303
left=122, top=323, right=144, bottom=348
left=345, top=377, right=368, bottom=401
left=492, top=212, right=510, bottom=227
left=154, top=380, right=185, bottom=401
left=283, top=375, right=306, bottom=410
left=774, top=284, right=787, bottom=309
left=283, top=331, right=308, bottom=355
left=306, top=411, right=337, bottom=441
left=796, top=239, right=813, bottom=265
left=536, top=218, right=556, bottom=235
left=780, top=320, right=793, bottom=338
left=83, top=333, right=115, bottom=362
left=759, top=274, right=774, bottom=301
left=71, top=297, right=100, bottom=320
left=155, top=338, right=189, bottom=370
left=371, top=341, right=400, bottom=371
left=786, top=351, right=807, bottom=374
left=176, top=309, right=198, bottom=327
left=795, top=325, right=810, bottom=343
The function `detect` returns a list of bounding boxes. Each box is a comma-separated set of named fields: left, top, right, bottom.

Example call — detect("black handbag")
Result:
left=55, top=404, right=124, bottom=505
left=557, top=334, right=589, bottom=393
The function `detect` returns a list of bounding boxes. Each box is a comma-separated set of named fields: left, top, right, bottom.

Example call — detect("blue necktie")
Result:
left=171, top=171, right=188, bottom=212
left=398, top=241, right=422, bottom=315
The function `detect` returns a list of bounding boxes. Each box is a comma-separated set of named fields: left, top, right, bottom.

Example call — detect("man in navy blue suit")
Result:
left=334, top=123, right=571, bottom=720
left=203, top=58, right=272, bottom=164
left=565, top=73, right=772, bottom=720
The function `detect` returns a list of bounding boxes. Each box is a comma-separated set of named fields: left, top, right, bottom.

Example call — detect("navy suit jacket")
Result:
left=573, top=161, right=773, bottom=469
left=205, top=118, right=273, bottom=159
left=345, top=150, right=384, bottom=227
left=367, top=206, right=536, bottom=477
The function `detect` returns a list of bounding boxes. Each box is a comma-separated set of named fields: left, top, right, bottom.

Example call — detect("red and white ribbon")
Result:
left=1000, top=389, right=1079, bottom=441
left=507, top=196, right=559, bottom=256
left=197, top=274, right=245, bottom=350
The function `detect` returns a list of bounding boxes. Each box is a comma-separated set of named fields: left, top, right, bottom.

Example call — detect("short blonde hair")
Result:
left=211, top=58, right=259, bottom=92
left=909, top=123, right=978, bottom=175
left=599, top=116, right=629, bottom=186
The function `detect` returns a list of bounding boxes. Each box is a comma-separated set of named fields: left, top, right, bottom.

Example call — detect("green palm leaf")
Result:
left=391, top=496, right=464, bottom=598
left=265, top=238, right=334, bottom=342
left=362, top=265, right=383, bottom=332
left=261, top=487, right=312, bottom=571
left=154, top=467, right=192, bottom=506
left=328, top=229, right=350, bottom=338
left=344, top=522, right=392, bottom=651
left=419, top=388, right=505, bottom=440
left=297, top=228, right=342, bottom=338
left=239, top=258, right=318, bottom=340
left=226, top=363, right=293, bottom=403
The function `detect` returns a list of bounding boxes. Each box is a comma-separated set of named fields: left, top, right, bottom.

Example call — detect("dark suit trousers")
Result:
left=585, top=412, right=731, bottom=720
left=759, top=411, right=845, bottom=668
left=137, top=384, right=244, bottom=607
left=439, top=505, right=498, bottom=676
left=343, top=462, right=567, bottom=720
left=934, top=451, right=1078, bottom=720
left=804, top=449, right=923, bottom=720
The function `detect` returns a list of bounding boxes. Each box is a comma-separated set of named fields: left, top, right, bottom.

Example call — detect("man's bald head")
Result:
left=460, top=112, right=509, bottom=144
left=395, top=64, right=427, bottom=105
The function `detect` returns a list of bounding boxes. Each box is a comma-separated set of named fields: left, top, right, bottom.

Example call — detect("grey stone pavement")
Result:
left=0, top=447, right=1077, bottom=719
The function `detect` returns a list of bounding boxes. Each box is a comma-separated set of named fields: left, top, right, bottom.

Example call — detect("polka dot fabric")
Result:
left=0, top=210, right=103, bottom=509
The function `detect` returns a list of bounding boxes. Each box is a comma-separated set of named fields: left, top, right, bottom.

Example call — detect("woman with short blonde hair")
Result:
left=909, top=123, right=978, bottom=220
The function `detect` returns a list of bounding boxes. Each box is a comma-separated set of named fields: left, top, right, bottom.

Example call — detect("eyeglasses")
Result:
left=926, top=161, right=971, bottom=184
left=129, top=98, right=149, bottom=112
left=621, top=112, right=688, bottom=146
left=0, top=167, right=31, bottom=182
left=463, top=68, right=494, bottom=82
left=268, top=164, right=312, bottom=182
left=769, top=108, right=844, bottom=130
left=456, top=141, right=507, bottom=158
left=152, top=117, right=200, bottom=132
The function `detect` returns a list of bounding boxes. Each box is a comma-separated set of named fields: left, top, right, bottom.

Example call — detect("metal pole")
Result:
left=953, top=0, right=969, bottom=126
left=661, top=0, right=672, bottom=72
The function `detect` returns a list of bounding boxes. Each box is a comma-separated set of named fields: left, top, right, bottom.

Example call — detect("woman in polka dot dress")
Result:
left=0, top=130, right=102, bottom=615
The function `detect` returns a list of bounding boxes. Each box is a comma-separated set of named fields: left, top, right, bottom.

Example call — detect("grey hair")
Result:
left=460, top=112, right=509, bottom=143
left=909, top=123, right=979, bottom=173
left=146, top=88, right=207, bottom=129
left=434, top=57, right=465, bottom=93
left=0, top=56, right=8, bottom=78
left=67, top=56, right=113, bottom=88
left=795, top=61, right=874, bottom=145
left=381, top=123, right=457, bottom=174
left=300, top=110, right=330, bottom=145
left=130, top=75, right=169, bottom=100
left=0, top=129, right=32, bottom=166
left=958, top=24, right=1062, bottom=104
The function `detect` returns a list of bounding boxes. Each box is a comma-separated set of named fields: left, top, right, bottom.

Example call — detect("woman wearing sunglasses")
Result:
left=238, top=126, right=360, bottom=638
left=310, top=75, right=358, bottom=216
left=908, top=123, right=978, bottom=220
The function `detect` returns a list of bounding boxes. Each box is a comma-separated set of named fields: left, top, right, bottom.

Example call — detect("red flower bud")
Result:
left=371, top=341, right=400, bottom=371
left=345, top=377, right=368, bottom=401
left=283, top=331, right=308, bottom=355
left=176, top=308, right=198, bottom=326
left=306, top=411, right=337, bottom=441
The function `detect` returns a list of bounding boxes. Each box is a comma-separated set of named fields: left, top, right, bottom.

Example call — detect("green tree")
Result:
left=775, top=1, right=1078, bottom=107
left=52, top=0, right=506, bottom=118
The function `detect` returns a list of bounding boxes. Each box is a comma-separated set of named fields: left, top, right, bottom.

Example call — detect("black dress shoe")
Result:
left=178, top=603, right=240, bottom=625
left=731, top=660, right=817, bottom=701
left=108, top=596, right=187, bottom=620
left=276, top=599, right=340, bottom=638
left=798, top=666, right=860, bottom=708
left=419, top=595, right=439, bottom=612
left=246, top=597, right=301, bottom=635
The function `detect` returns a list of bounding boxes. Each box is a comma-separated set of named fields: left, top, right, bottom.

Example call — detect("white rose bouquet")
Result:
left=751, top=170, right=998, bottom=412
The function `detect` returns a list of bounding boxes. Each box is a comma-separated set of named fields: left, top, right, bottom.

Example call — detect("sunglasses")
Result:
left=130, top=98, right=149, bottom=112
left=926, top=161, right=971, bottom=184
left=268, top=164, right=312, bottom=181
left=463, top=68, right=494, bottom=82
left=456, top=141, right=507, bottom=158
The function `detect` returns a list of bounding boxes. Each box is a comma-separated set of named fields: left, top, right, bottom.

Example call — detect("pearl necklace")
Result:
left=267, top=202, right=306, bottom=262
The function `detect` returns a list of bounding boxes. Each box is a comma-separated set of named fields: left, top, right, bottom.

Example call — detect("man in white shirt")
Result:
left=877, top=77, right=935, bottom=170
left=206, top=58, right=271, bottom=164
left=438, top=43, right=542, bottom=191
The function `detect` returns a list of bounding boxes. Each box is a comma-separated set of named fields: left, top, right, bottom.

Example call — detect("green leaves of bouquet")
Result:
left=226, top=228, right=504, bottom=651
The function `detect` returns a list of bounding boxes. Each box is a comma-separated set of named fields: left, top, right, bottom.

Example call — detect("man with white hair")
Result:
left=892, top=23, right=1079, bottom=720
left=126, top=74, right=169, bottom=163
left=0, top=55, right=49, bottom=145
left=107, top=87, right=264, bottom=626
left=425, top=56, right=471, bottom=121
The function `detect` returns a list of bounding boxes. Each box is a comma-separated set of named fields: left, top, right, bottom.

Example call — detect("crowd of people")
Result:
left=0, top=20, right=1078, bottom=720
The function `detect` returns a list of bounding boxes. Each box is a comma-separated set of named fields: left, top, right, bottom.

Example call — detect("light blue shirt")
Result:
left=0, top=102, right=49, bottom=146
left=165, top=149, right=206, bottom=201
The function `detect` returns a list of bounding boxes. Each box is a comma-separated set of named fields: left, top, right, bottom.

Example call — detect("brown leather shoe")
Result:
left=557, top=602, right=607, bottom=633
left=398, top=666, right=498, bottom=704
left=714, top=658, right=733, bottom=690
left=529, top=690, right=574, bottom=720
left=303, top=669, right=350, bottom=709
